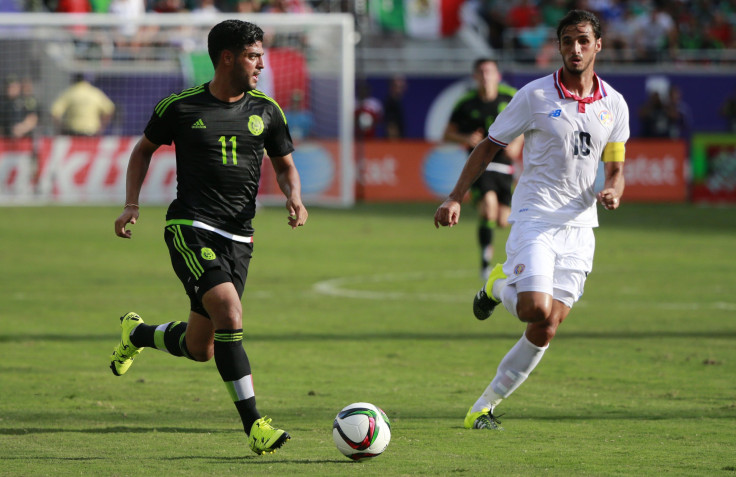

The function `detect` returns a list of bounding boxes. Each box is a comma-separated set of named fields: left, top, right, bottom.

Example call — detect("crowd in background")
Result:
left=2, top=0, right=324, bottom=14
left=2, top=0, right=735, bottom=62
left=478, top=0, right=736, bottom=63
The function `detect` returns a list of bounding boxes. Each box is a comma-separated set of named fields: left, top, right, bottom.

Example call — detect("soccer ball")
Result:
left=332, top=402, right=391, bottom=460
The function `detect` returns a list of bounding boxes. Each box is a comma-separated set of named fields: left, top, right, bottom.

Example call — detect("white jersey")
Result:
left=488, top=69, right=629, bottom=227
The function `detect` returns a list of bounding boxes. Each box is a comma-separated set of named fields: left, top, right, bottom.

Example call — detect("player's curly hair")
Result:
left=556, top=10, right=601, bottom=41
left=208, top=20, right=264, bottom=67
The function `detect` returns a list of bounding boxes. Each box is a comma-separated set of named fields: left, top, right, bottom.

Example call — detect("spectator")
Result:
left=152, top=0, right=184, bottom=13
left=721, top=88, right=736, bottom=132
left=50, top=73, right=116, bottom=136
left=233, top=0, right=262, bottom=12
left=605, top=5, right=639, bottom=62
left=507, top=0, right=539, bottom=29
left=477, top=1, right=512, bottom=49
left=540, top=0, right=568, bottom=28
left=47, top=0, right=90, bottom=12
left=665, top=85, right=691, bottom=138
left=707, top=11, right=734, bottom=49
left=639, top=76, right=691, bottom=139
left=192, top=0, right=219, bottom=16
left=355, top=81, right=382, bottom=139
left=516, top=10, right=551, bottom=58
left=383, top=75, right=406, bottom=139
left=631, top=4, right=677, bottom=62
left=0, top=76, right=38, bottom=139
left=263, top=0, right=311, bottom=13
left=639, top=90, right=671, bottom=137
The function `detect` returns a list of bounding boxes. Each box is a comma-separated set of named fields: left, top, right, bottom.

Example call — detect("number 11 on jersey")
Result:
left=219, top=136, right=238, bottom=165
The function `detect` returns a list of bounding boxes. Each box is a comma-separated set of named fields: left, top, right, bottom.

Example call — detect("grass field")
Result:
left=1, top=202, right=735, bottom=476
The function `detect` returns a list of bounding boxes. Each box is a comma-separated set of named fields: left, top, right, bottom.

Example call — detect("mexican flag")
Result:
left=370, top=0, right=463, bottom=39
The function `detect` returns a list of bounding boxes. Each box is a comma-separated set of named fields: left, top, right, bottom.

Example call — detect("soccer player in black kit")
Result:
left=111, top=19, right=307, bottom=456
left=443, top=58, right=522, bottom=282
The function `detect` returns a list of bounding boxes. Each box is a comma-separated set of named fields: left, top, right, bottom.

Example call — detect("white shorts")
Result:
left=503, top=221, right=595, bottom=307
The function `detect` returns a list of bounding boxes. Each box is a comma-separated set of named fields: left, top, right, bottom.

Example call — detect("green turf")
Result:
left=1, top=203, right=735, bottom=476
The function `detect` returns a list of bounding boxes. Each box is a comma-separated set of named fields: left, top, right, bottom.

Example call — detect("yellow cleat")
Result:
left=109, top=312, right=144, bottom=376
left=248, top=417, right=290, bottom=455
left=464, top=406, right=503, bottom=430
left=473, top=264, right=506, bottom=320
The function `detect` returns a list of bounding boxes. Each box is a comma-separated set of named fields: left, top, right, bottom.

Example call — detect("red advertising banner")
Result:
left=0, top=137, right=346, bottom=205
left=357, top=139, right=688, bottom=203
left=0, top=136, right=177, bottom=203
left=623, top=139, right=688, bottom=202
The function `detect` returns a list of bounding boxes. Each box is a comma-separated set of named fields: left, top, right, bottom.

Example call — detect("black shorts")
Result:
left=164, top=224, right=253, bottom=318
left=470, top=170, right=513, bottom=206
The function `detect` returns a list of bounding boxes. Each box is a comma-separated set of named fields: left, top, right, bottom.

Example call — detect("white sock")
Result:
left=471, top=334, right=548, bottom=413
left=489, top=277, right=505, bottom=301
left=501, top=283, right=519, bottom=318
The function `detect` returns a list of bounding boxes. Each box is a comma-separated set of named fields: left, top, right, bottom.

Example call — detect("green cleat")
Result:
left=110, top=312, right=144, bottom=376
left=464, top=406, right=503, bottom=430
left=473, top=263, right=506, bottom=320
left=248, top=417, right=290, bottom=455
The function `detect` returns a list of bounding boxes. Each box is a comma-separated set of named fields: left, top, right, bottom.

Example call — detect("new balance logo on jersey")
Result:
left=191, top=119, right=206, bottom=129
left=548, top=109, right=562, bottom=118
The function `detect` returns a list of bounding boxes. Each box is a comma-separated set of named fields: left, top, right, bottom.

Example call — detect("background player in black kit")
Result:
left=111, top=19, right=307, bottom=456
left=443, top=58, right=522, bottom=282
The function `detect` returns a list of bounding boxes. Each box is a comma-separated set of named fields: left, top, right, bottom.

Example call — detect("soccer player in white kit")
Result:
left=434, top=9, right=629, bottom=430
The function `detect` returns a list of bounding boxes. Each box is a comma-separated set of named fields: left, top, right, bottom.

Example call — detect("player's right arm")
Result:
left=434, top=137, right=503, bottom=228
left=114, top=135, right=160, bottom=238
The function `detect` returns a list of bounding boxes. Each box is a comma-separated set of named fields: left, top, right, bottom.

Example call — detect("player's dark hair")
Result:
left=556, top=10, right=601, bottom=41
left=208, top=19, right=264, bottom=67
left=473, top=58, right=498, bottom=72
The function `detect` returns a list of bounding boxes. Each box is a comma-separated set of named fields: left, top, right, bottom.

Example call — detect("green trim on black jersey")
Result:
left=498, top=83, right=518, bottom=96
left=154, top=85, right=206, bottom=118
left=453, top=90, right=479, bottom=108
left=247, top=90, right=287, bottom=124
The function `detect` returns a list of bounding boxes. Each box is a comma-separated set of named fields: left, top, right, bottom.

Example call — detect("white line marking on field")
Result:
left=311, top=271, right=736, bottom=311
left=313, top=270, right=474, bottom=303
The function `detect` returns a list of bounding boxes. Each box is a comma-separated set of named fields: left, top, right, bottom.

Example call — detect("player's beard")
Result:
left=562, top=54, right=594, bottom=76
left=232, top=68, right=258, bottom=93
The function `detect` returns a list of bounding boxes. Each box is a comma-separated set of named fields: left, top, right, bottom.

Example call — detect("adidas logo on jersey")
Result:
left=191, top=119, right=206, bottom=129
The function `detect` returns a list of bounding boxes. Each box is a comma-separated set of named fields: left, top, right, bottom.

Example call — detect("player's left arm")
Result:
left=597, top=142, right=625, bottom=210
left=270, top=153, right=308, bottom=229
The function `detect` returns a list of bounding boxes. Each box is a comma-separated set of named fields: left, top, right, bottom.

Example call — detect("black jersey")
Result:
left=449, top=84, right=517, bottom=164
left=145, top=83, right=294, bottom=236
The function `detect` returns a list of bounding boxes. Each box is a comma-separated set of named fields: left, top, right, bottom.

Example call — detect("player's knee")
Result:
left=516, top=300, right=550, bottom=323
left=526, top=321, right=558, bottom=345
left=188, top=343, right=214, bottom=362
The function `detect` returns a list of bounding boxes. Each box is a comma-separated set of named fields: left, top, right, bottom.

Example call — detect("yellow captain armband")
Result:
left=602, top=142, right=625, bottom=162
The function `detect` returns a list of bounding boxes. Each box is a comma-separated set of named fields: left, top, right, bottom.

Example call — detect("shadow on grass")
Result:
left=0, top=454, right=350, bottom=464
left=0, top=456, right=107, bottom=461
left=162, top=456, right=350, bottom=464
left=0, top=426, right=232, bottom=435
left=2, top=330, right=736, bottom=344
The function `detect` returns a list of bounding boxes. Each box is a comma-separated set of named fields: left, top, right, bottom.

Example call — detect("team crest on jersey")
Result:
left=513, top=264, right=525, bottom=275
left=201, top=248, right=216, bottom=260
left=248, top=115, right=264, bottom=136
left=599, top=110, right=613, bottom=126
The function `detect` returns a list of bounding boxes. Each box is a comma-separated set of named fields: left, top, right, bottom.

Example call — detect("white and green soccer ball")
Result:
left=332, top=402, right=391, bottom=460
